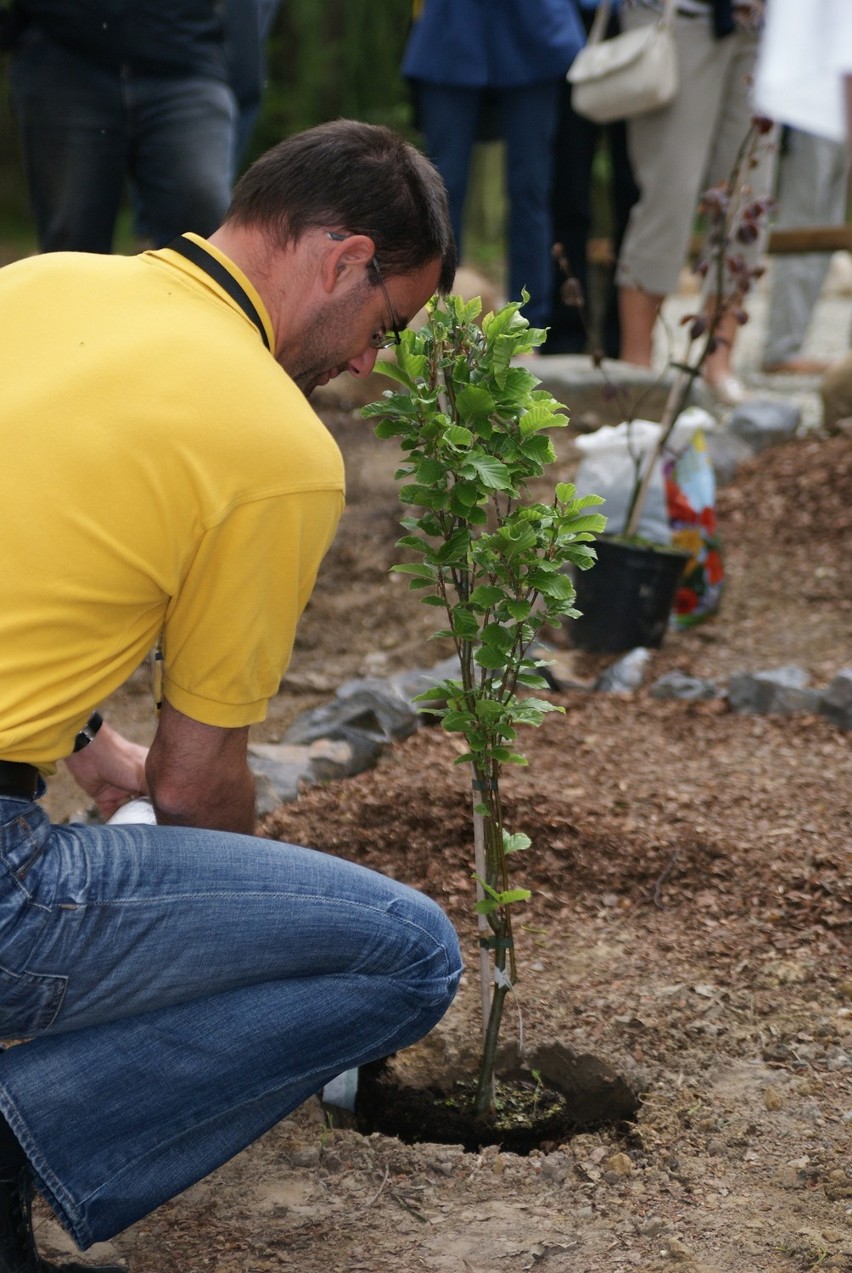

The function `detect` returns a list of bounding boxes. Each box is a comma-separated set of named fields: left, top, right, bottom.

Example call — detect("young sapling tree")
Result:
left=363, top=294, right=605, bottom=1115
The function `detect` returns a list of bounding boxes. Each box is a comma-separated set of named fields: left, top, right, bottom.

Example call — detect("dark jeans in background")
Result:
left=545, top=9, right=639, bottom=357
left=414, top=78, right=562, bottom=329
left=9, top=31, right=235, bottom=252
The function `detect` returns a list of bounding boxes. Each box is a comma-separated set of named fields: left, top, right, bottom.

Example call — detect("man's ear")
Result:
left=321, top=233, right=374, bottom=294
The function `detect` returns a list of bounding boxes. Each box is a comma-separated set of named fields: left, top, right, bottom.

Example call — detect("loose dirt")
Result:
left=37, top=404, right=851, bottom=1273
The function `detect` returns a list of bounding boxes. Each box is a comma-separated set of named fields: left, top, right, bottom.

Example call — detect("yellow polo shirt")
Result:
left=0, top=237, right=345, bottom=769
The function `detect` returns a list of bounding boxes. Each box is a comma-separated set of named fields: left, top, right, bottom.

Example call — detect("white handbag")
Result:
left=567, top=0, right=679, bottom=125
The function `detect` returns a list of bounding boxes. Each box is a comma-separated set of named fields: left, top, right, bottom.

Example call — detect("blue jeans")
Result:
left=0, top=797, right=462, bottom=1248
left=9, top=31, right=235, bottom=252
left=415, top=79, right=561, bottom=327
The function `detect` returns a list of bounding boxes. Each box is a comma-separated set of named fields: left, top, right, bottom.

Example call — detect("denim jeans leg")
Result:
left=9, top=33, right=128, bottom=253
left=127, top=74, right=237, bottom=244
left=414, top=82, right=481, bottom=260
left=501, top=80, right=561, bottom=328
left=0, top=802, right=462, bottom=1248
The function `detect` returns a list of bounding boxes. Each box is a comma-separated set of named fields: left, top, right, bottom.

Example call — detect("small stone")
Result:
left=637, top=1216, right=666, bottom=1238
left=651, top=671, right=719, bottom=701
left=603, top=1151, right=634, bottom=1179
left=659, top=1235, right=693, bottom=1261
left=776, top=1165, right=806, bottom=1189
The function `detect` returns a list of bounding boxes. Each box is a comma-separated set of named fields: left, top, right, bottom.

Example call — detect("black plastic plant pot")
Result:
left=569, top=536, right=691, bottom=653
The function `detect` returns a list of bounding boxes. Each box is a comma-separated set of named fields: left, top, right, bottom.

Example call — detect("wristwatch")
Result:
left=73, top=711, right=104, bottom=753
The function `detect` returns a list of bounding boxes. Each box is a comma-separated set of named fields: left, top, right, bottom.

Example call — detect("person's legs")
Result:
left=545, top=79, right=600, bottom=354
left=696, top=28, right=776, bottom=398
left=8, top=33, right=127, bottom=253
left=618, top=284, right=664, bottom=366
left=616, top=10, right=728, bottom=365
left=501, top=79, right=561, bottom=328
left=762, top=129, right=849, bottom=372
left=414, top=82, right=481, bottom=259
left=602, top=120, right=640, bottom=359
left=0, top=799, right=461, bottom=1249
left=128, top=73, right=237, bottom=245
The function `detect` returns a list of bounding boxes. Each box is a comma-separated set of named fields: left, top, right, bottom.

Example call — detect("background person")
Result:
left=543, top=0, right=639, bottom=357
left=401, top=0, right=585, bottom=329
left=0, top=119, right=461, bottom=1272
left=7, top=0, right=236, bottom=252
left=761, top=126, right=849, bottom=376
left=615, top=0, right=775, bottom=405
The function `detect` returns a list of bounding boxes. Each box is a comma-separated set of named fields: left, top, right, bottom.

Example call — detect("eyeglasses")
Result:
left=327, top=231, right=402, bottom=349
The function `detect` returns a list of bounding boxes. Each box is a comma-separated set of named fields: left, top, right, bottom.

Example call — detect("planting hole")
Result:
left=352, top=1043, right=641, bottom=1156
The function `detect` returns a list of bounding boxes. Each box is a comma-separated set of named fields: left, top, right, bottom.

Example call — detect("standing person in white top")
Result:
left=755, top=0, right=852, bottom=429
left=761, top=126, right=849, bottom=376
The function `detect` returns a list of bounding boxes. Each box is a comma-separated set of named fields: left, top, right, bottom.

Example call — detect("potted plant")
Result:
left=361, top=292, right=607, bottom=1134
left=568, top=115, right=776, bottom=652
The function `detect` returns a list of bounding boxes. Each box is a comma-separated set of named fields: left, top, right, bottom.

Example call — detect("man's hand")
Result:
left=145, top=700, right=256, bottom=834
left=64, top=722, right=149, bottom=820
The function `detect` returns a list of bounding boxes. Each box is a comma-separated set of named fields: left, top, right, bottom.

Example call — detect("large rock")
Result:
left=727, top=665, right=821, bottom=716
left=284, top=677, right=418, bottom=745
left=248, top=743, right=315, bottom=807
left=819, top=668, right=852, bottom=730
left=728, top=400, right=801, bottom=452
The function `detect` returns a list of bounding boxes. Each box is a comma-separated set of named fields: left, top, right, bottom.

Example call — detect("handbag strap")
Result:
left=586, top=0, right=678, bottom=47
left=167, top=235, right=271, bottom=351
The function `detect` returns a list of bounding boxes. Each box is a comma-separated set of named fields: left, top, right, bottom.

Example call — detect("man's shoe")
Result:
left=0, top=1167, right=125, bottom=1272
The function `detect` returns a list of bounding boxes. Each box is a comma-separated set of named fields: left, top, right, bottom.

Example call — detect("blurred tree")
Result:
left=246, top=0, right=415, bottom=167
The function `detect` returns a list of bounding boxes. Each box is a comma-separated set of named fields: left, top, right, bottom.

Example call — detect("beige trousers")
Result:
left=616, top=7, right=777, bottom=296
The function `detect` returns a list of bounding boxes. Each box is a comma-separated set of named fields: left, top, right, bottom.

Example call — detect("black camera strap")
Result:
left=167, top=235, right=271, bottom=351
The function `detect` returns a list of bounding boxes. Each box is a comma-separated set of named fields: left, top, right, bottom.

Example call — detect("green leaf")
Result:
left=505, top=598, right=532, bottom=621
left=442, top=710, right=475, bottom=733
left=398, top=483, right=447, bottom=510
left=467, top=585, right=502, bottom=609
left=456, top=385, right=495, bottom=421
left=562, top=514, right=608, bottom=534
left=451, top=606, right=479, bottom=638
left=530, top=571, right=576, bottom=601
left=519, top=402, right=563, bottom=435
left=467, top=454, right=512, bottom=490
left=474, top=645, right=509, bottom=670
left=395, top=347, right=429, bottom=382
left=503, top=831, right=532, bottom=854
left=475, top=887, right=532, bottom=913
left=435, top=529, right=471, bottom=565
left=481, top=623, right=514, bottom=653
left=475, top=698, right=505, bottom=721
left=519, top=435, right=556, bottom=465
left=443, top=423, right=474, bottom=448
left=368, top=359, right=418, bottom=390
left=413, top=458, right=446, bottom=485
left=389, top=562, right=434, bottom=580
left=449, top=480, right=481, bottom=508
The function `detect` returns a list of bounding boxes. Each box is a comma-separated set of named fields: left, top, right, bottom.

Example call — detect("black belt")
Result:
left=0, top=761, right=40, bottom=800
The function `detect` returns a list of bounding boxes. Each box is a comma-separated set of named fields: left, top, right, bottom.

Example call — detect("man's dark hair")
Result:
left=226, top=119, right=456, bottom=292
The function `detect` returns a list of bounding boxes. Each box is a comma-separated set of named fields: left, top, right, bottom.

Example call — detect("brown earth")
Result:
left=38, top=410, right=852, bottom=1273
